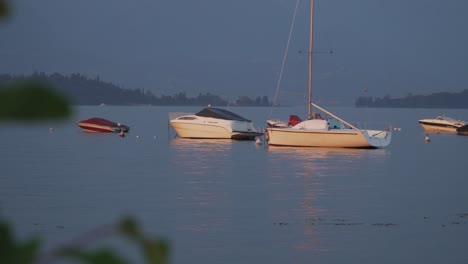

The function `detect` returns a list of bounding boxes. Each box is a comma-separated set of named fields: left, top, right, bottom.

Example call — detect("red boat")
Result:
left=77, top=118, right=130, bottom=133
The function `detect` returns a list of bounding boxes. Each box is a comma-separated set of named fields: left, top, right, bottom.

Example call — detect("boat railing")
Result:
left=168, top=112, right=194, bottom=120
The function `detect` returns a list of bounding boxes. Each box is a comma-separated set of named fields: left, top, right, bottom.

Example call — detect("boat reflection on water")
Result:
left=168, top=138, right=234, bottom=238
left=266, top=146, right=388, bottom=177
left=265, top=146, right=389, bottom=253
left=169, top=137, right=235, bottom=176
left=267, top=145, right=388, bottom=166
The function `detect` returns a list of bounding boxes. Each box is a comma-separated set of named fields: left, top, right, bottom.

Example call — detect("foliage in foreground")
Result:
left=0, top=0, right=8, bottom=18
left=0, top=81, right=72, bottom=121
left=0, top=216, right=170, bottom=264
left=1, top=4, right=170, bottom=264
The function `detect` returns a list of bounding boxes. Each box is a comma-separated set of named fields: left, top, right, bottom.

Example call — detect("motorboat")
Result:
left=77, top=117, right=130, bottom=133
left=418, top=116, right=465, bottom=132
left=169, top=107, right=263, bottom=140
left=265, top=0, right=392, bottom=148
left=456, top=125, right=468, bottom=136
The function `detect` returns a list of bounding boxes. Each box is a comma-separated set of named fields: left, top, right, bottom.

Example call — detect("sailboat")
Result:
left=265, top=0, right=392, bottom=148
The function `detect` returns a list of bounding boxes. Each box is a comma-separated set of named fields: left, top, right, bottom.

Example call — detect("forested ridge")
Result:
left=0, top=72, right=271, bottom=106
left=355, top=90, right=468, bottom=109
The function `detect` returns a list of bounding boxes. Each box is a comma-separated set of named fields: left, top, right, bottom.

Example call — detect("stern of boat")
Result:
left=363, top=129, right=392, bottom=148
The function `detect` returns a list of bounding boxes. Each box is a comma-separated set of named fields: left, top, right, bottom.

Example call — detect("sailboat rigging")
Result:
left=265, top=0, right=392, bottom=148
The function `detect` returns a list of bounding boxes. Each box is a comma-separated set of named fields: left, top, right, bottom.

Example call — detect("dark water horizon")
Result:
left=1, top=106, right=467, bottom=264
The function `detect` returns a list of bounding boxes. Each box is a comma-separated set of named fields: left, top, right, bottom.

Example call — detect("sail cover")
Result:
left=195, top=107, right=250, bottom=121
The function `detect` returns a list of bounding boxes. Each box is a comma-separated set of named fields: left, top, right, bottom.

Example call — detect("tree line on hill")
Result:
left=355, top=89, right=468, bottom=109
left=0, top=72, right=272, bottom=106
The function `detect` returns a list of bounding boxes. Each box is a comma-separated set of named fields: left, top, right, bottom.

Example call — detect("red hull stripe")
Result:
left=78, top=124, right=112, bottom=133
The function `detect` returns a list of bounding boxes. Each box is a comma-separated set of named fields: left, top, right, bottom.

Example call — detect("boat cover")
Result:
left=79, top=117, right=121, bottom=126
left=195, top=108, right=250, bottom=121
left=77, top=117, right=130, bottom=133
left=292, top=119, right=329, bottom=130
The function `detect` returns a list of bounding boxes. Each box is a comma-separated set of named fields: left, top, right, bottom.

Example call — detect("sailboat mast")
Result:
left=308, top=0, right=315, bottom=119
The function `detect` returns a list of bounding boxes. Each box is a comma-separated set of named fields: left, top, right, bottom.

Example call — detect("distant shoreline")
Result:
left=4, top=72, right=467, bottom=109
left=355, top=89, right=468, bottom=109
left=0, top=72, right=273, bottom=107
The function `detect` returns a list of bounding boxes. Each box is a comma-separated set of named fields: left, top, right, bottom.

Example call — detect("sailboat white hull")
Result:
left=266, top=127, right=391, bottom=148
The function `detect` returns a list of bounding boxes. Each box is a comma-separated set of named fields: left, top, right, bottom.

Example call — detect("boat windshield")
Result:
left=436, top=116, right=457, bottom=122
left=195, top=107, right=250, bottom=121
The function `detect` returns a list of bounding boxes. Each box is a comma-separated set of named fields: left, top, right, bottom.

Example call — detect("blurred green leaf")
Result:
left=117, top=217, right=170, bottom=264
left=142, top=239, right=170, bottom=264
left=0, top=221, right=41, bottom=264
left=0, top=0, right=8, bottom=18
left=0, top=221, right=15, bottom=257
left=118, top=216, right=142, bottom=241
left=0, top=81, right=72, bottom=121
left=2, top=215, right=170, bottom=264
left=15, top=238, right=41, bottom=264
left=80, top=250, right=129, bottom=264
left=58, top=247, right=130, bottom=264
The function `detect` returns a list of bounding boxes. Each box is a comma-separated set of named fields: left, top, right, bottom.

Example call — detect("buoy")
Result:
left=425, top=134, right=430, bottom=142
left=136, top=135, right=140, bottom=138
left=49, top=127, right=54, bottom=133
left=255, top=137, right=262, bottom=145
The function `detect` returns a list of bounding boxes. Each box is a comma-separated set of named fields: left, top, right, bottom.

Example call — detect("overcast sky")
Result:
left=1, top=0, right=467, bottom=105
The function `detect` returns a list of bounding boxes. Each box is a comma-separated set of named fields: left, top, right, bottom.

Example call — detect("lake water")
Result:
left=1, top=106, right=467, bottom=264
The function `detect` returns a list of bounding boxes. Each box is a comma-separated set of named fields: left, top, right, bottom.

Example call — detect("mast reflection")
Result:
left=266, top=146, right=389, bottom=253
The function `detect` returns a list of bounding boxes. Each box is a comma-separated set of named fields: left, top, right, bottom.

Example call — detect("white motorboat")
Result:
left=418, top=116, right=466, bottom=132
left=265, top=0, right=392, bottom=148
left=169, top=107, right=263, bottom=140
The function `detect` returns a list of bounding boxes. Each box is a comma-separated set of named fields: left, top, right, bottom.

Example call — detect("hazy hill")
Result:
left=0, top=72, right=271, bottom=106
left=355, top=90, right=468, bottom=109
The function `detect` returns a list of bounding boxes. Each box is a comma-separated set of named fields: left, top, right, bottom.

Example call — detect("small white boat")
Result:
left=169, top=107, right=263, bottom=140
left=418, top=116, right=466, bottom=132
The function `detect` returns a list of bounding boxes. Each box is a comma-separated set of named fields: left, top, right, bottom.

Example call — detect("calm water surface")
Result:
left=1, top=106, right=467, bottom=263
